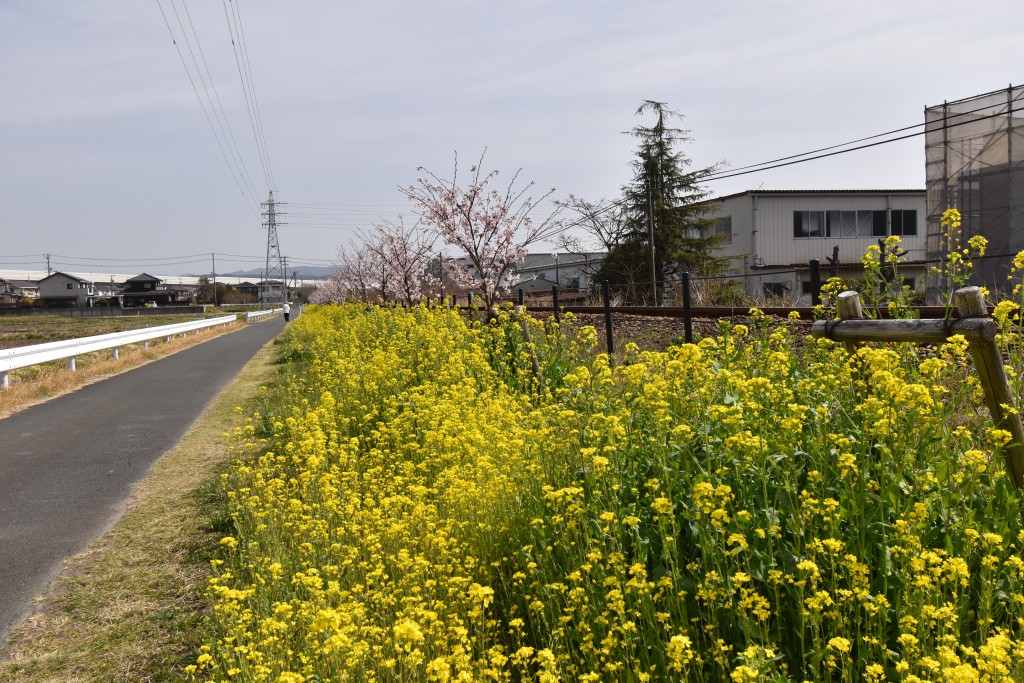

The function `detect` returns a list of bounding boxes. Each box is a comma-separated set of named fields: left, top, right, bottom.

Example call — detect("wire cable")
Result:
left=704, top=104, right=1022, bottom=182
left=719, top=97, right=1023, bottom=176
left=178, top=0, right=263, bottom=202
left=155, top=0, right=260, bottom=215
left=222, top=0, right=274, bottom=192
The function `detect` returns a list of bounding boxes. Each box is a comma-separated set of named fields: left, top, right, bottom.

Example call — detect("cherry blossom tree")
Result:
left=310, top=239, right=384, bottom=304
left=336, top=239, right=383, bottom=302
left=362, top=218, right=437, bottom=307
left=308, top=272, right=347, bottom=304
left=404, top=152, right=560, bottom=316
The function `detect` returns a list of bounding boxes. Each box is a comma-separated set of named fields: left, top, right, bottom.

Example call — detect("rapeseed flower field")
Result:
left=189, top=299, right=1024, bottom=682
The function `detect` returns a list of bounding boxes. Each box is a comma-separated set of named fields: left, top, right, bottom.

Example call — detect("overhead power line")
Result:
left=177, top=0, right=263, bottom=201
left=155, top=0, right=260, bottom=215
left=703, top=103, right=1022, bottom=182
left=544, top=100, right=1024, bottom=243
left=222, top=0, right=275, bottom=191
left=719, top=96, right=1020, bottom=176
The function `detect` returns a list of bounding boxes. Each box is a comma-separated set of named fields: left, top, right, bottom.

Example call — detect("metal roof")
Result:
left=709, top=189, right=925, bottom=202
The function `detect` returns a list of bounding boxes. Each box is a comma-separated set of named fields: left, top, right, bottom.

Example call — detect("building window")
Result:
left=824, top=210, right=887, bottom=238
left=763, top=282, right=787, bottom=297
left=890, top=210, right=918, bottom=236
left=714, top=216, right=733, bottom=243
left=794, top=211, right=826, bottom=238
left=67, top=283, right=73, bottom=290
left=795, top=209, right=916, bottom=238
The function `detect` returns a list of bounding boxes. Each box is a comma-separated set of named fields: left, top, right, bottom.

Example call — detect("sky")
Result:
left=1, top=0, right=1021, bottom=278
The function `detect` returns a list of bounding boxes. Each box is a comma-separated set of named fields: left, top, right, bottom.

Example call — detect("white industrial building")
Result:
left=702, top=189, right=928, bottom=304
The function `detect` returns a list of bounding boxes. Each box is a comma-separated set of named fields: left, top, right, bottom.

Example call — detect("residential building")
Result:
left=259, top=279, right=287, bottom=302
left=119, top=273, right=180, bottom=307
left=510, top=252, right=605, bottom=298
left=37, top=272, right=96, bottom=308
left=235, top=281, right=260, bottom=299
left=1, top=279, right=39, bottom=301
left=0, top=279, right=17, bottom=305
left=702, top=190, right=927, bottom=304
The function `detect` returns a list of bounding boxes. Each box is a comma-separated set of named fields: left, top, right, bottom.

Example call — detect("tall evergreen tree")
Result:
left=597, top=100, right=726, bottom=303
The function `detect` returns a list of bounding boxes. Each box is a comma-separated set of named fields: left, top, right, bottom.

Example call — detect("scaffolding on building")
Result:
left=925, top=84, right=1024, bottom=295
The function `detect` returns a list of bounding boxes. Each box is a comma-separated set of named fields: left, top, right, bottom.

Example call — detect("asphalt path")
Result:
left=0, top=315, right=287, bottom=646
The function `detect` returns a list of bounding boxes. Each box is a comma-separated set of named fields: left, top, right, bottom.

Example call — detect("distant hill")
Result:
left=190, top=265, right=336, bottom=281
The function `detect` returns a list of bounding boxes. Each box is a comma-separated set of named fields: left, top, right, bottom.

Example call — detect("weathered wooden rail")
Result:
left=812, top=287, right=1024, bottom=488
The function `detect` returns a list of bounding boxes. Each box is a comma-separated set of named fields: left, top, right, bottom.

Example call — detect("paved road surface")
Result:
left=0, top=316, right=286, bottom=646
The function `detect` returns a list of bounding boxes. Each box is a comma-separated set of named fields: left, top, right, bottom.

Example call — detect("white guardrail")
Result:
left=0, top=314, right=238, bottom=390
left=246, top=307, right=282, bottom=321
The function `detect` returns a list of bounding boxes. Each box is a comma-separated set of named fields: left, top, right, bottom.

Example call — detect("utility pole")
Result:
left=212, top=253, right=218, bottom=307
left=282, top=256, right=289, bottom=301
left=44, top=253, right=51, bottom=275
left=262, top=191, right=287, bottom=305
left=646, top=169, right=658, bottom=306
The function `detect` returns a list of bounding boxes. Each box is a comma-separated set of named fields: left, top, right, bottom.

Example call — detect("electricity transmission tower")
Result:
left=261, top=191, right=287, bottom=305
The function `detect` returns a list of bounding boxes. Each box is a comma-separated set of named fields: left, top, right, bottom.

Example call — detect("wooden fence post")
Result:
left=514, top=296, right=542, bottom=385
left=810, top=259, right=822, bottom=307
left=837, top=291, right=864, bottom=357
left=603, top=279, right=614, bottom=358
left=955, top=286, right=1024, bottom=487
left=812, top=286, right=1024, bottom=488
left=682, top=271, right=693, bottom=344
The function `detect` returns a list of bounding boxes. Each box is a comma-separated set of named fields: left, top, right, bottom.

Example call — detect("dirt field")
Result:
left=0, top=312, right=228, bottom=351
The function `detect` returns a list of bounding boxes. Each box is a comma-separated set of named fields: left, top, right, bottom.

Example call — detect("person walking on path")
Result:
left=283, top=301, right=291, bottom=322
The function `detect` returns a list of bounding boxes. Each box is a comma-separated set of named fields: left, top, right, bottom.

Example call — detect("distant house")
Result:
left=258, top=279, right=287, bottom=302
left=1, top=279, right=39, bottom=301
left=119, top=273, right=178, bottom=307
left=511, top=252, right=605, bottom=297
left=515, top=276, right=561, bottom=296
left=235, top=281, right=260, bottom=298
left=37, top=271, right=95, bottom=308
left=0, top=279, right=17, bottom=305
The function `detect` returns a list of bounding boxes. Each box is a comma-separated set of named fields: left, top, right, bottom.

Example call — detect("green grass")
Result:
left=0, top=340, right=280, bottom=683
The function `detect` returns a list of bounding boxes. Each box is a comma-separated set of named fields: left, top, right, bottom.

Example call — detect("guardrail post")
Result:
left=1, top=372, right=8, bottom=390
left=682, top=271, right=693, bottom=344
left=68, top=357, right=76, bottom=372
left=112, top=347, right=119, bottom=360
left=955, top=286, right=1024, bottom=488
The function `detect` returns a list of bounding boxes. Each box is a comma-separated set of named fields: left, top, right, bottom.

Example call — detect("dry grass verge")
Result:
left=0, top=320, right=244, bottom=419
left=0, top=336, right=278, bottom=683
